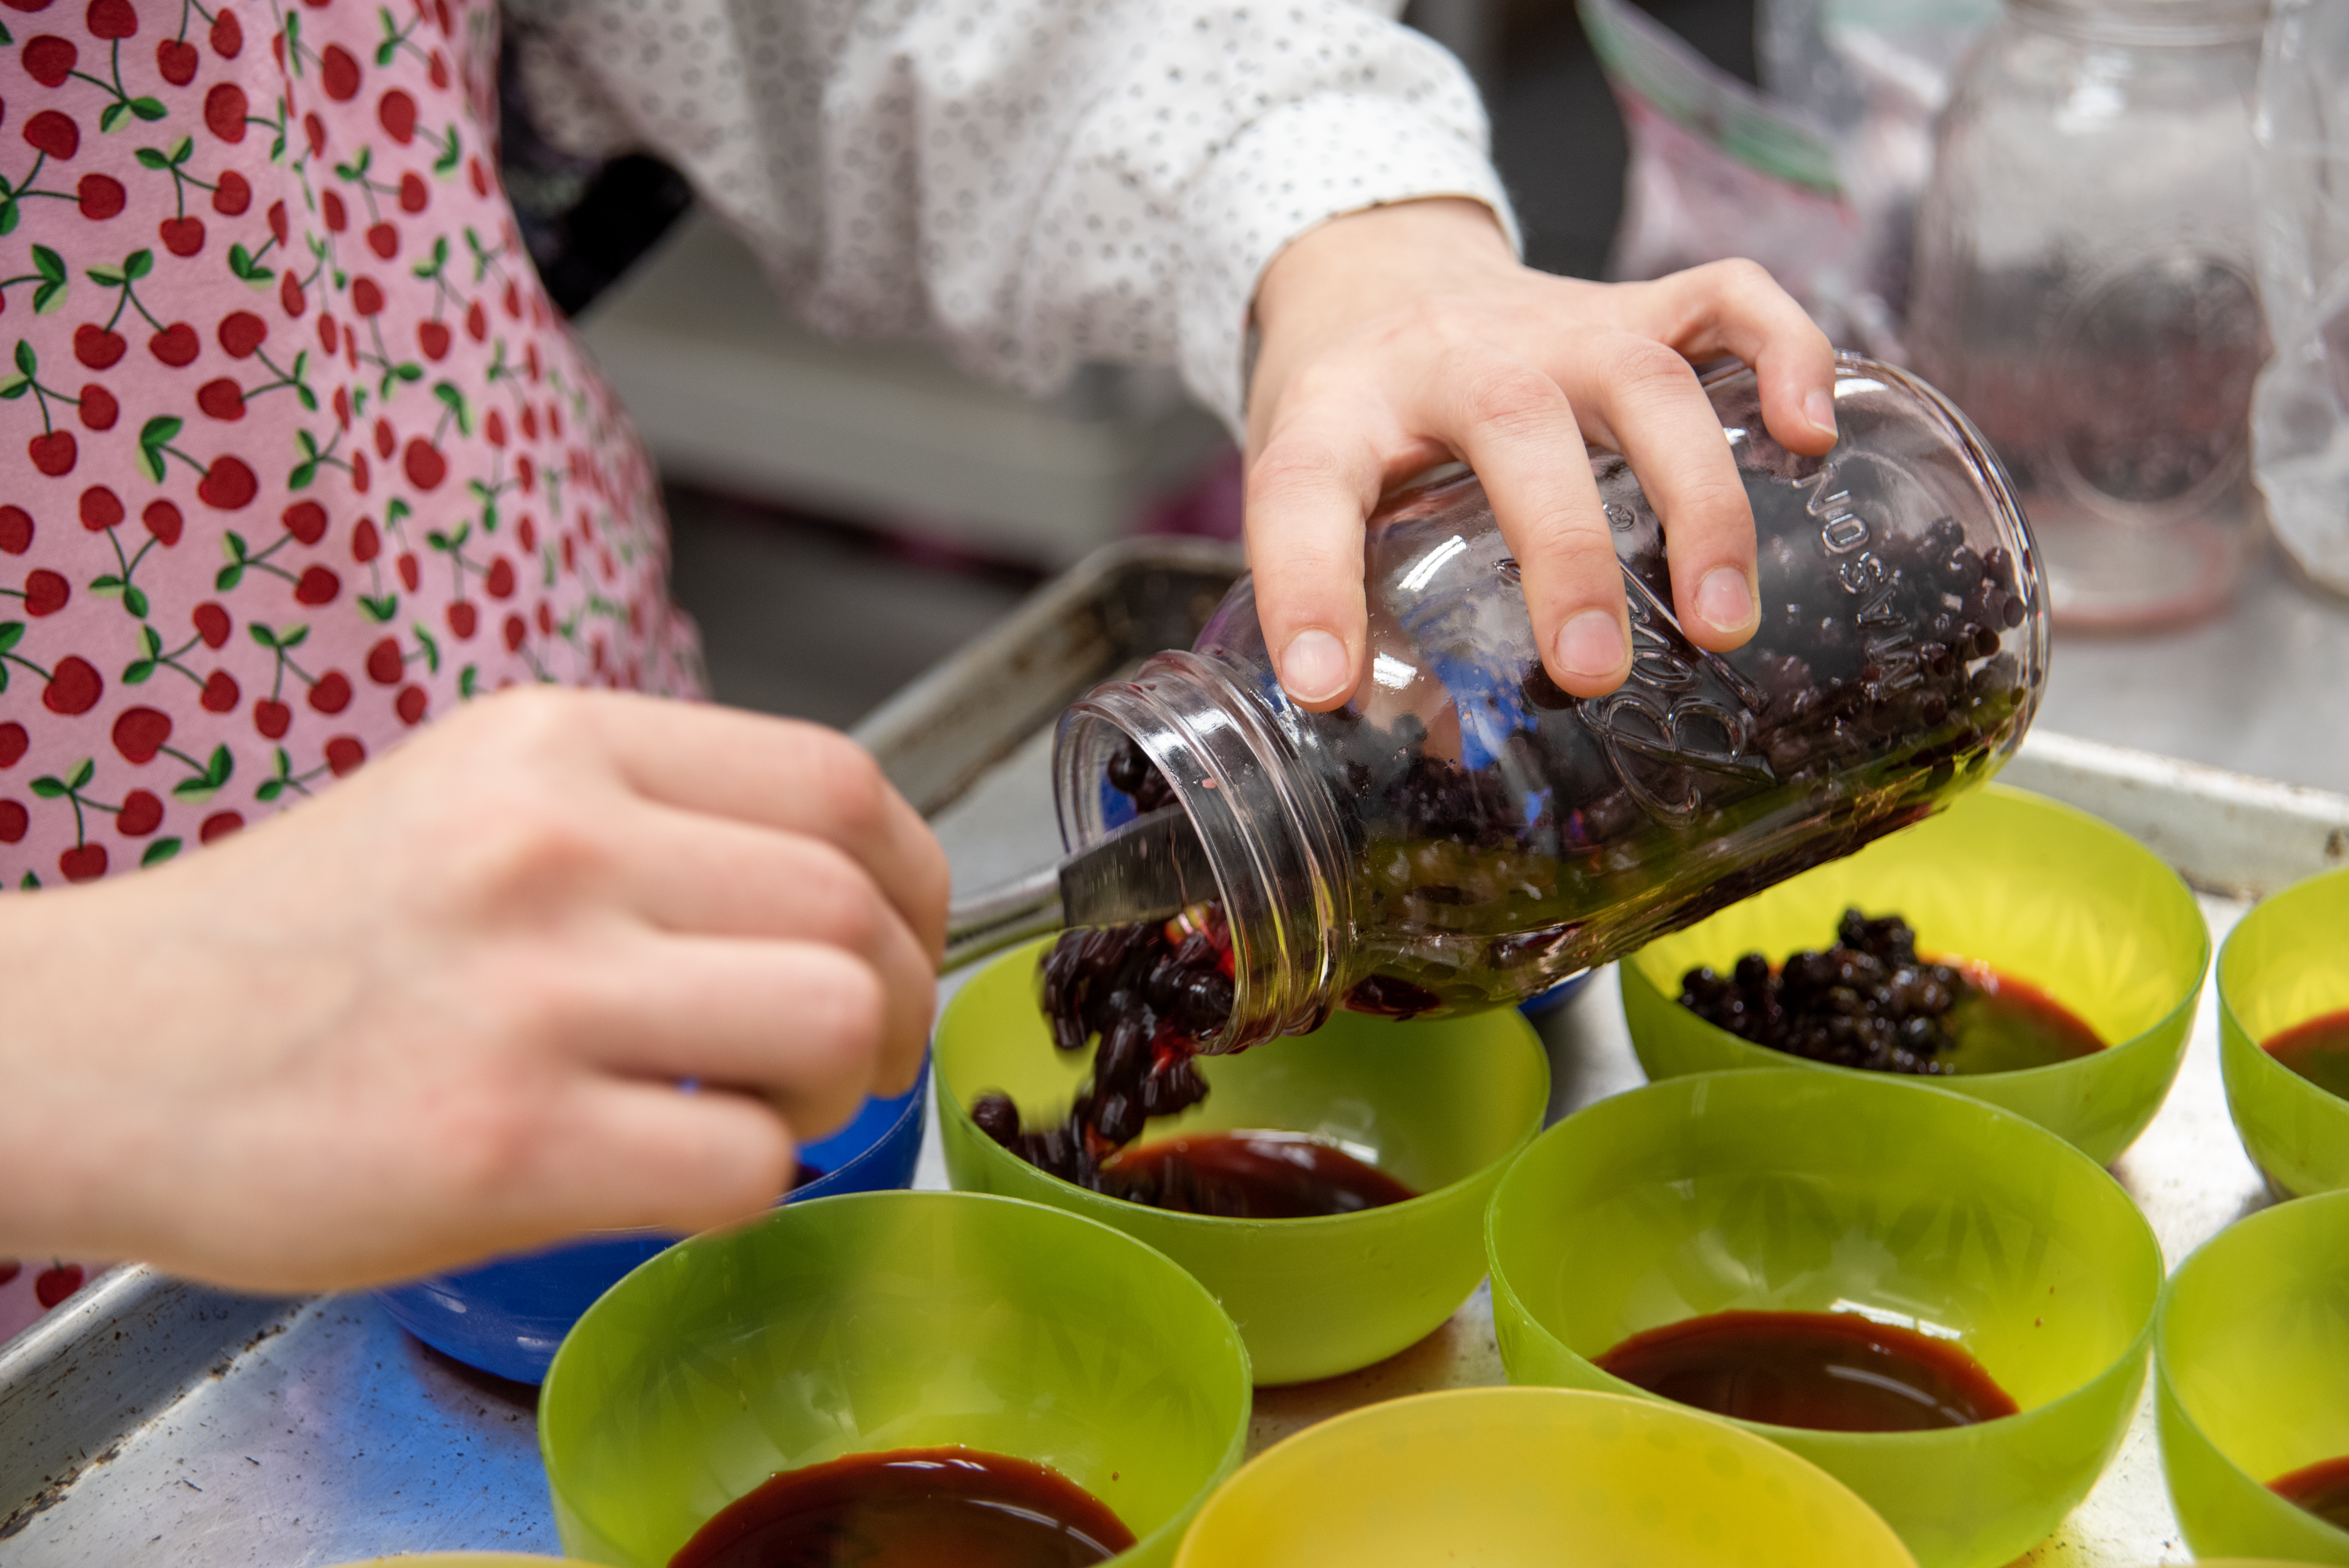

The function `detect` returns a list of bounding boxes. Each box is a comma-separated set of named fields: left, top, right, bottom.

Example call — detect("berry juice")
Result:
left=2264, top=1010, right=2349, bottom=1102
left=1095, top=1131, right=1417, bottom=1218
left=1593, top=1310, right=2019, bottom=1433
left=2269, top=1453, right=2349, bottom=1533
left=667, top=1446, right=1134, bottom=1568
left=1679, top=909, right=2102, bottom=1076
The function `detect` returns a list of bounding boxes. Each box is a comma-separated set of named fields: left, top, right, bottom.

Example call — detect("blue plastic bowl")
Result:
left=372, top=1055, right=931, bottom=1383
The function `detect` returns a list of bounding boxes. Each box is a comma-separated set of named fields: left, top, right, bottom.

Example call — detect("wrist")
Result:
left=1253, top=198, right=1515, bottom=344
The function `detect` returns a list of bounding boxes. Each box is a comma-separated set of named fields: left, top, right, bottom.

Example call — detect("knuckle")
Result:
left=806, top=731, right=889, bottom=845
left=444, top=799, right=611, bottom=911
left=1452, top=357, right=1567, bottom=440
left=795, top=949, right=888, bottom=1066
left=1246, top=440, right=1355, bottom=514
left=1607, top=338, right=1699, bottom=404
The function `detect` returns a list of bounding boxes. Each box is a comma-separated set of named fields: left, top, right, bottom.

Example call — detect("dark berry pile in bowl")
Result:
left=1678, top=909, right=1971, bottom=1076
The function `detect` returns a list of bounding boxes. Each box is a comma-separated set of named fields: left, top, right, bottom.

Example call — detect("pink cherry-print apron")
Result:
left=2, top=0, right=705, bottom=891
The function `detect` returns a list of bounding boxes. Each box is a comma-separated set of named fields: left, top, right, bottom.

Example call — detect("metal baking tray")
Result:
left=4, top=537, right=2344, bottom=1567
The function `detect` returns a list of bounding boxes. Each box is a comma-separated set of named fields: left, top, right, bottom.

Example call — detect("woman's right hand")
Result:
left=0, top=687, right=947, bottom=1294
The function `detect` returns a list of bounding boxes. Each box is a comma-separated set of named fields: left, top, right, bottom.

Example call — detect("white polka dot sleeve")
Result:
left=504, top=0, right=1520, bottom=433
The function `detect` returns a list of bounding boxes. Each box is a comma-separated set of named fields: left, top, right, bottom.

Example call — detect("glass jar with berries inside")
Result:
left=1045, top=355, right=2047, bottom=1096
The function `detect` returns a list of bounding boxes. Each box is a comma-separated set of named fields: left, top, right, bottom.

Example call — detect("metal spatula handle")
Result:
left=941, top=807, right=1215, bottom=974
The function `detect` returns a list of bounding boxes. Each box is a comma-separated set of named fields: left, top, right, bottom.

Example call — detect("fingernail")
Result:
left=1556, top=611, right=1625, bottom=681
left=1805, top=388, right=1837, bottom=442
left=1696, top=567, right=1754, bottom=635
left=1280, top=628, right=1351, bottom=703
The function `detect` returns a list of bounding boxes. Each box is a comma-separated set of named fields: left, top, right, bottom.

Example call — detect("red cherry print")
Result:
left=397, top=171, right=427, bottom=214
left=517, top=513, right=535, bottom=551
left=199, top=669, right=238, bottom=711
left=149, top=322, right=198, bottom=366
left=483, top=408, right=506, bottom=447
left=365, top=636, right=402, bottom=684
left=561, top=535, right=574, bottom=571
left=350, top=277, right=383, bottom=316
left=294, top=564, right=339, bottom=604
left=396, top=551, right=419, bottom=591
left=502, top=613, right=526, bottom=651
left=547, top=403, right=561, bottom=438
left=517, top=456, right=535, bottom=496
left=0, top=1260, right=14, bottom=1286
left=217, top=310, right=266, bottom=357
left=24, top=36, right=77, bottom=88
left=111, top=706, right=171, bottom=763
left=212, top=169, right=251, bottom=216
left=0, top=802, right=24, bottom=843
left=118, top=789, right=163, bottom=836
left=349, top=449, right=369, bottom=493
left=159, top=216, right=205, bottom=257
left=198, top=811, right=242, bottom=843
left=519, top=404, right=538, bottom=440
left=433, top=0, right=448, bottom=33
left=503, top=280, right=521, bottom=319
left=446, top=600, right=476, bottom=639
left=485, top=556, right=515, bottom=599
left=464, top=299, right=486, bottom=340
left=395, top=685, right=427, bottom=725
left=78, top=485, right=123, bottom=531
left=143, top=499, right=183, bottom=545
left=402, top=437, right=444, bottom=490
left=196, top=377, right=244, bottom=420
left=42, top=655, right=102, bottom=716
left=203, top=82, right=246, bottom=142
left=468, top=154, right=487, bottom=197
left=28, top=431, right=77, bottom=477
left=331, top=385, right=350, bottom=427
left=278, top=270, right=304, bottom=317
left=267, top=199, right=288, bottom=246
left=192, top=600, right=230, bottom=647
left=253, top=698, right=290, bottom=738
left=372, top=417, right=394, bottom=458
left=308, top=670, right=351, bottom=713
left=77, top=383, right=117, bottom=430
left=24, top=109, right=80, bottom=160
left=319, top=42, right=360, bottom=100
left=156, top=36, right=198, bottom=84
left=197, top=454, right=257, bottom=510
left=525, top=342, right=541, bottom=383
left=350, top=516, right=379, bottom=562
left=427, top=49, right=447, bottom=89
left=320, top=189, right=347, bottom=232
left=59, top=843, right=108, bottom=881
left=85, top=0, right=135, bottom=38
left=282, top=499, right=327, bottom=544
left=0, top=722, right=25, bottom=767
left=302, top=111, right=324, bottom=158
left=365, top=221, right=397, bottom=260
left=417, top=319, right=449, bottom=360
left=73, top=323, right=125, bottom=369
left=36, top=1262, right=87, bottom=1305
left=324, top=736, right=365, bottom=776
left=22, top=569, right=69, bottom=616
left=209, top=5, right=239, bottom=54
left=0, top=506, right=29, bottom=554
left=317, top=314, right=338, bottom=354
left=377, top=88, right=415, bottom=144
left=77, top=173, right=125, bottom=219
left=535, top=601, right=553, bottom=636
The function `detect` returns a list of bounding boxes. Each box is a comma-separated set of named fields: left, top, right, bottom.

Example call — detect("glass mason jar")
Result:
left=1054, top=356, right=2050, bottom=1053
left=1906, top=0, right=2269, bottom=628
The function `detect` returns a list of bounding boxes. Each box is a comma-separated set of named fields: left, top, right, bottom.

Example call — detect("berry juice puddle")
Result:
left=2264, top=1009, right=2349, bottom=1101
left=1595, top=1310, right=2019, bottom=1433
left=668, top=1446, right=1134, bottom=1568
left=1679, top=909, right=2103, bottom=1075
left=2269, top=1454, right=2349, bottom=1534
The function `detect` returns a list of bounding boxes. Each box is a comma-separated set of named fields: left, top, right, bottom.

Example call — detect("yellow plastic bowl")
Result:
left=322, top=1559, right=592, bottom=1566
left=1173, top=1386, right=1916, bottom=1567
left=2218, top=866, right=2349, bottom=1198
left=1622, top=784, right=2208, bottom=1165
left=936, top=939, right=1550, bottom=1384
left=2157, top=1188, right=2349, bottom=1564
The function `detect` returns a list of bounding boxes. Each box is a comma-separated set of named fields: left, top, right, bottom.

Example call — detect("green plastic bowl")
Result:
left=936, top=939, right=1551, bottom=1385
left=1174, top=1386, right=1918, bottom=1567
left=1622, top=783, right=2208, bottom=1165
left=2219, top=866, right=2349, bottom=1199
left=2157, top=1189, right=2349, bottom=1564
left=538, top=1190, right=1252, bottom=1568
left=1487, top=1067, right=2163, bottom=1568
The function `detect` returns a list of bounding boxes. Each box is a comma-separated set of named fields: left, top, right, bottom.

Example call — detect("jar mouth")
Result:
left=2009, top=0, right=2267, bottom=43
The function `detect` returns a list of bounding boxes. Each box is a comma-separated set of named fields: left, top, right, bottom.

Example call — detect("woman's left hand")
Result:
left=1244, top=197, right=1839, bottom=711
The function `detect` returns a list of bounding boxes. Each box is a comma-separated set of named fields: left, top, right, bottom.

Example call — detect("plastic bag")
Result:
left=2252, top=0, right=2349, bottom=597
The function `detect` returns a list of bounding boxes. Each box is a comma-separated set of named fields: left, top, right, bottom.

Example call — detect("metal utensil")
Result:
left=943, top=806, right=1216, bottom=972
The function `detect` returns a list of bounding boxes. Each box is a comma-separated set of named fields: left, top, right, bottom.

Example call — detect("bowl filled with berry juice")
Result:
left=2217, top=865, right=2349, bottom=1200
left=538, top=1190, right=1251, bottom=1568
left=2158, top=1188, right=2349, bottom=1565
left=1486, top=1067, right=2163, bottom=1568
left=933, top=938, right=1549, bottom=1386
left=1620, top=783, right=2208, bottom=1166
